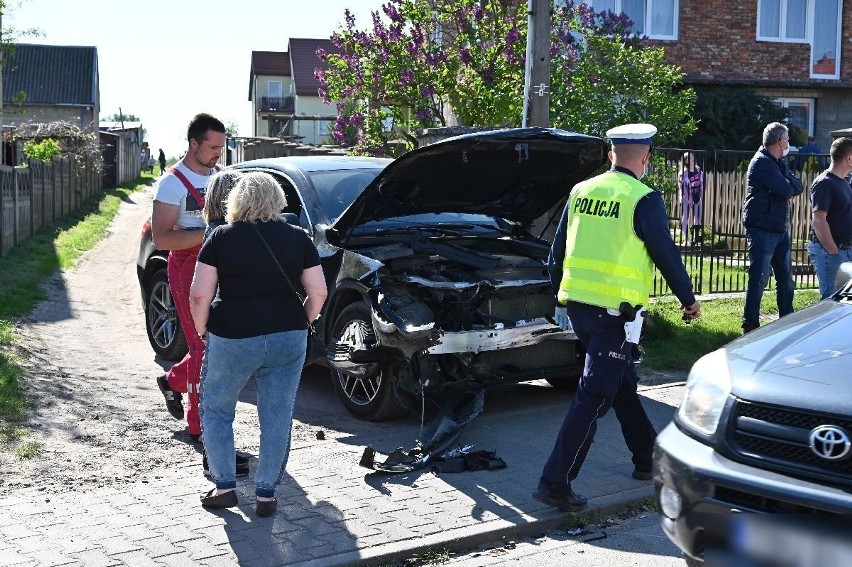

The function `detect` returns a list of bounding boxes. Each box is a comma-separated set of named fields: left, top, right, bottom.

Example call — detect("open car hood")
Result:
left=331, top=128, right=607, bottom=234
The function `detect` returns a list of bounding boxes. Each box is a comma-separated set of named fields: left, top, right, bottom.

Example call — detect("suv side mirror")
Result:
left=835, top=262, right=852, bottom=293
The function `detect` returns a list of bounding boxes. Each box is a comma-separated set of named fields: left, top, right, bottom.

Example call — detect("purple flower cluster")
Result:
left=382, top=2, right=404, bottom=24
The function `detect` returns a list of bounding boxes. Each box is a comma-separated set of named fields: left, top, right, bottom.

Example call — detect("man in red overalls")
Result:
left=151, top=113, right=225, bottom=441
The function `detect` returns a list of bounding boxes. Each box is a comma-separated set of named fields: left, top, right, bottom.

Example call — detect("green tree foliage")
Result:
left=319, top=0, right=696, bottom=155
left=103, top=112, right=141, bottom=122
left=549, top=32, right=696, bottom=145
left=224, top=120, right=239, bottom=137
left=686, top=87, right=800, bottom=151
left=22, top=138, right=61, bottom=161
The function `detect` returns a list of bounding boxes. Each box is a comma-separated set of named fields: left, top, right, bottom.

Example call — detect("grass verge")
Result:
left=0, top=172, right=155, bottom=451
left=643, top=289, right=821, bottom=372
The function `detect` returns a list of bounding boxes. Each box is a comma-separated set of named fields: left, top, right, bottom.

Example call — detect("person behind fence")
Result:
left=534, top=123, right=701, bottom=512
left=679, top=151, right=704, bottom=245
left=158, top=148, right=167, bottom=175
left=807, top=137, right=852, bottom=299
left=741, top=122, right=804, bottom=334
left=189, top=172, right=327, bottom=516
left=151, top=113, right=225, bottom=442
left=795, top=135, right=824, bottom=173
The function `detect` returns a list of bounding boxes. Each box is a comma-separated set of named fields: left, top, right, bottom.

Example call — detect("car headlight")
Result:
left=677, top=349, right=732, bottom=436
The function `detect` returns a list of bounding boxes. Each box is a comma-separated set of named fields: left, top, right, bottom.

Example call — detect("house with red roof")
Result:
left=248, top=38, right=338, bottom=145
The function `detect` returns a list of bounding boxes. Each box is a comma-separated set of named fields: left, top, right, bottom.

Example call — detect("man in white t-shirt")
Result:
left=151, top=113, right=225, bottom=441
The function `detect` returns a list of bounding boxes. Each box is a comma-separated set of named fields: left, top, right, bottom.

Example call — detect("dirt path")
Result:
left=0, top=186, right=327, bottom=492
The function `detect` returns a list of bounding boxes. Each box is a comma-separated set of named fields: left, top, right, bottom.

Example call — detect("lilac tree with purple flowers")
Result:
left=319, top=0, right=695, bottom=155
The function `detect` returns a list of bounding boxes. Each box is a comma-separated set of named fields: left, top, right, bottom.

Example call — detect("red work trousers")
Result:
left=165, top=244, right=204, bottom=436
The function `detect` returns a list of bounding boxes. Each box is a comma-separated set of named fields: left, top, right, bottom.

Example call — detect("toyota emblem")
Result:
left=809, top=425, right=851, bottom=461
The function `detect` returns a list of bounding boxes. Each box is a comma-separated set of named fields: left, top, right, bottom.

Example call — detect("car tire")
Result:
left=328, top=302, right=407, bottom=421
left=144, top=267, right=188, bottom=361
left=545, top=374, right=580, bottom=390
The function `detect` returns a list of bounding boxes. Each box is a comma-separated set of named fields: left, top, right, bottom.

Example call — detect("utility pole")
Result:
left=0, top=11, right=4, bottom=165
left=522, top=0, right=551, bottom=128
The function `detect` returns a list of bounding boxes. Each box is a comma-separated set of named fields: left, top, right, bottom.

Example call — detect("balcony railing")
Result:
left=260, top=96, right=294, bottom=112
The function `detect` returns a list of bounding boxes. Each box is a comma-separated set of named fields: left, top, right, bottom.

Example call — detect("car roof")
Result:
left=230, top=155, right=392, bottom=174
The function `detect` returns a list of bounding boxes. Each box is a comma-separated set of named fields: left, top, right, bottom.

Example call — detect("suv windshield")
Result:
left=307, top=169, right=384, bottom=222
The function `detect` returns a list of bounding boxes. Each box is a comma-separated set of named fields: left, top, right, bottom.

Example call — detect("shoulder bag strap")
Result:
left=251, top=224, right=312, bottom=326
left=168, top=166, right=206, bottom=209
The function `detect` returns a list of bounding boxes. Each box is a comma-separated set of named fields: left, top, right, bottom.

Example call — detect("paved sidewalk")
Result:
left=0, top=374, right=684, bottom=567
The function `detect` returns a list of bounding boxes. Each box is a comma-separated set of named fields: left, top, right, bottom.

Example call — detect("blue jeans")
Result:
left=200, top=330, right=307, bottom=498
left=807, top=241, right=852, bottom=299
left=743, top=228, right=795, bottom=330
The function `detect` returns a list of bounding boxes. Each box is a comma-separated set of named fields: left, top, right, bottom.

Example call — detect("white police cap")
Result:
left=605, top=123, right=657, bottom=145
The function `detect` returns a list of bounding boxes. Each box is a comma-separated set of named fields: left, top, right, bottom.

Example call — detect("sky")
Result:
left=5, top=0, right=385, bottom=158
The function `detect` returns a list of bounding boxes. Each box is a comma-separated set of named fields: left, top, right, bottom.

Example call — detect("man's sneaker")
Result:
left=532, top=482, right=587, bottom=511
left=632, top=467, right=653, bottom=481
left=202, top=452, right=249, bottom=477
left=156, top=375, right=184, bottom=420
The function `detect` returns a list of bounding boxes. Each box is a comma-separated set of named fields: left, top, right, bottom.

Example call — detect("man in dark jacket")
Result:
left=741, top=122, right=805, bottom=333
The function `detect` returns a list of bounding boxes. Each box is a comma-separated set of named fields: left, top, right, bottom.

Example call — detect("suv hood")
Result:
left=332, top=128, right=607, bottom=234
left=725, top=301, right=852, bottom=413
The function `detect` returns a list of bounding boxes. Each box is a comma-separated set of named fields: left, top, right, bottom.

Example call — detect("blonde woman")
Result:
left=189, top=172, right=327, bottom=517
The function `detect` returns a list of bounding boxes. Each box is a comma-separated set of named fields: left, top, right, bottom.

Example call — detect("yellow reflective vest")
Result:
left=557, top=171, right=654, bottom=310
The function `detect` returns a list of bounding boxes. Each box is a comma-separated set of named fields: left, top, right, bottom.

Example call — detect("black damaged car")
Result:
left=138, top=128, right=608, bottom=420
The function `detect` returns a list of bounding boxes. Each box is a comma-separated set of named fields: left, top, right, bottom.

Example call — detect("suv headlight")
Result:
left=677, top=349, right=732, bottom=436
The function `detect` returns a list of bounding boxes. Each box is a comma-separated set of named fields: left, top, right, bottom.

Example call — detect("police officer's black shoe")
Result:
left=532, top=482, right=587, bottom=511
left=632, top=467, right=653, bottom=480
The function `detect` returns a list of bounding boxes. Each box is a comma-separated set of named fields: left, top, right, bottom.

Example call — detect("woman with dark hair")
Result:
left=189, top=172, right=327, bottom=517
left=679, top=151, right=704, bottom=245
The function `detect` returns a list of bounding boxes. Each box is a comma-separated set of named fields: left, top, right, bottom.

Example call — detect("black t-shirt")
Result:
left=198, top=220, right=321, bottom=338
left=809, top=171, right=852, bottom=246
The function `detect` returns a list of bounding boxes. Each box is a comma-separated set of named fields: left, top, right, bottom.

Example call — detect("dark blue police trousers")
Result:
left=540, top=301, right=657, bottom=488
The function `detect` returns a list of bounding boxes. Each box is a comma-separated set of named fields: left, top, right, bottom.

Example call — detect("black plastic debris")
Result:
left=359, top=389, right=506, bottom=475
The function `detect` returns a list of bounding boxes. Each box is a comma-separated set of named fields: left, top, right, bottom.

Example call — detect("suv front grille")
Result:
left=729, top=401, right=852, bottom=486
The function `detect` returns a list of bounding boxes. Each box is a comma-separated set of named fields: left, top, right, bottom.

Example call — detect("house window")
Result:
left=758, top=0, right=841, bottom=78
left=757, top=0, right=807, bottom=41
left=316, top=120, right=331, bottom=139
left=811, top=0, right=840, bottom=78
left=776, top=97, right=814, bottom=137
left=587, top=0, right=679, bottom=40
left=268, top=81, right=282, bottom=98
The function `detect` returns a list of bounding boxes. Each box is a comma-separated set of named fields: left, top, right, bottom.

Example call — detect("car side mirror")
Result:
left=835, top=262, right=852, bottom=292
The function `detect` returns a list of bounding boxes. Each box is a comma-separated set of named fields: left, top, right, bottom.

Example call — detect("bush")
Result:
left=22, top=138, right=61, bottom=162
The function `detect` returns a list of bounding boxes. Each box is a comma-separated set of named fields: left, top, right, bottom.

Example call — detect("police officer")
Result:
left=534, top=124, right=701, bottom=511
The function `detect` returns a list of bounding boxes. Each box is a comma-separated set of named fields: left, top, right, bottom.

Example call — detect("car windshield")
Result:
left=350, top=213, right=509, bottom=234
left=307, top=168, right=384, bottom=222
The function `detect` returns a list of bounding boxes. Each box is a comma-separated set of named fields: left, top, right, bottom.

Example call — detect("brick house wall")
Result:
left=645, top=0, right=852, bottom=148
left=649, top=0, right=851, bottom=84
